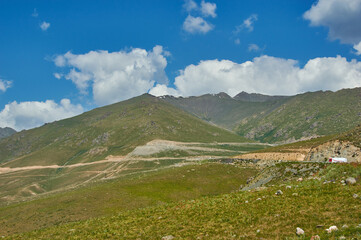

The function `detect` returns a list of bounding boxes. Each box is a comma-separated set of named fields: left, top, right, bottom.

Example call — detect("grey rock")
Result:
left=353, top=194, right=359, bottom=199
left=296, top=227, right=304, bottom=235
left=162, top=235, right=175, bottom=240
left=346, top=177, right=356, bottom=185
left=275, top=190, right=283, bottom=195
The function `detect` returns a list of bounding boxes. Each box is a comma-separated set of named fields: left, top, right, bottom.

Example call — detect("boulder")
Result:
left=346, top=177, right=356, bottom=185
left=325, top=225, right=338, bottom=233
left=275, top=190, right=283, bottom=195
left=296, top=227, right=304, bottom=235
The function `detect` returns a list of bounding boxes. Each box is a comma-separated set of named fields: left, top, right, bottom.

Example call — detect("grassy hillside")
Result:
left=0, top=163, right=257, bottom=236
left=0, top=94, right=253, bottom=205
left=236, top=88, right=361, bottom=143
left=0, top=94, right=247, bottom=168
left=253, top=123, right=361, bottom=154
left=8, top=162, right=361, bottom=239
left=162, top=93, right=288, bottom=130
left=162, top=88, right=361, bottom=143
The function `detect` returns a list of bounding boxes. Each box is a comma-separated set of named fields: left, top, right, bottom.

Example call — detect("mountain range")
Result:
left=163, top=87, right=361, bottom=143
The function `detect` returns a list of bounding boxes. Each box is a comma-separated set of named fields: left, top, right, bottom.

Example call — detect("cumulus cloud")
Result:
left=40, top=21, right=50, bottom=31
left=183, top=15, right=214, bottom=34
left=149, top=55, right=361, bottom=97
left=183, top=0, right=198, bottom=12
left=0, top=99, right=84, bottom=130
left=304, top=0, right=361, bottom=44
left=200, top=0, right=217, bottom=18
left=0, top=79, right=12, bottom=92
left=182, top=0, right=216, bottom=34
left=149, top=84, right=180, bottom=97
left=235, top=14, right=258, bottom=33
left=234, top=38, right=240, bottom=45
left=354, top=41, right=361, bottom=55
left=54, top=46, right=169, bottom=106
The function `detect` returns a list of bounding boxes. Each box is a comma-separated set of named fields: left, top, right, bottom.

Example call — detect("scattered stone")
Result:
left=275, top=190, right=283, bottom=195
left=292, top=193, right=298, bottom=196
left=342, top=224, right=349, bottom=229
left=256, top=198, right=262, bottom=201
left=357, top=224, right=361, bottom=228
left=346, top=177, right=356, bottom=185
left=286, top=185, right=292, bottom=189
left=256, top=229, right=260, bottom=233
left=245, top=200, right=249, bottom=203
left=339, top=236, right=346, bottom=240
left=353, top=194, right=359, bottom=199
left=325, top=225, right=338, bottom=233
left=297, top=177, right=303, bottom=182
left=310, top=235, right=320, bottom=240
left=341, top=180, right=346, bottom=184
left=162, top=235, right=175, bottom=240
left=296, top=227, right=304, bottom=235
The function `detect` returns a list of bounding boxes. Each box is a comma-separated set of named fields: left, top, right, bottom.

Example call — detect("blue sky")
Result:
left=0, top=0, right=361, bottom=130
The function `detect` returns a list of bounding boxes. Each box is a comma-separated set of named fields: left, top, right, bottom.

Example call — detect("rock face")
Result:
left=0, top=127, right=16, bottom=139
left=306, top=141, right=361, bottom=163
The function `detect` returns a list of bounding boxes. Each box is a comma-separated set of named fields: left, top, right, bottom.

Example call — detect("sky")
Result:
left=0, top=0, right=361, bottom=130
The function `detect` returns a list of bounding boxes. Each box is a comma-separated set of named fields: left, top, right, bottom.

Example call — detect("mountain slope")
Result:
left=162, top=92, right=289, bottom=130
left=0, top=127, right=16, bottom=139
left=0, top=94, right=251, bottom=203
left=0, top=94, right=247, bottom=167
left=236, top=88, right=361, bottom=143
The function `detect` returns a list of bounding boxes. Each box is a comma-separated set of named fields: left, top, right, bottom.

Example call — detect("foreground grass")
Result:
left=8, top=163, right=361, bottom=239
left=0, top=163, right=257, bottom=236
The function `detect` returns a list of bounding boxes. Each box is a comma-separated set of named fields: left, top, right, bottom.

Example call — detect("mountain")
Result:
left=237, top=88, right=361, bottom=143
left=0, top=127, right=16, bottom=139
left=163, top=88, right=361, bottom=143
left=162, top=92, right=289, bottom=130
left=233, top=91, right=290, bottom=102
left=0, top=94, right=249, bottom=202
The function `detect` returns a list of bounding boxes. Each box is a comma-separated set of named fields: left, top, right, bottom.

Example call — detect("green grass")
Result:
left=0, top=163, right=257, bottom=236
left=8, top=163, right=361, bottom=239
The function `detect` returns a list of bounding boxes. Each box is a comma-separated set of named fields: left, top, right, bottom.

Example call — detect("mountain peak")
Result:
left=233, top=91, right=289, bottom=102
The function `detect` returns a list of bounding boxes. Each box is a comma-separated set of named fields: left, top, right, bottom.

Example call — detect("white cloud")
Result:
left=149, top=55, right=361, bottom=97
left=183, top=0, right=198, bottom=12
left=235, top=14, right=258, bottom=33
left=234, top=38, right=240, bottom=45
left=354, top=41, right=361, bottom=55
left=200, top=0, right=216, bottom=18
left=53, top=73, right=62, bottom=79
left=0, top=79, right=12, bottom=92
left=0, top=99, right=84, bottom=131
left=54, top=46, right=169, bottom=106
left=248, top=43, right=260, bottom=52
left=304, top=0, right=361, bottom=44
left=183, top=15, right=214, bottom=34
left=149, top=84, right=180, bottom=97
left=40, top=21, right=50, bottom=31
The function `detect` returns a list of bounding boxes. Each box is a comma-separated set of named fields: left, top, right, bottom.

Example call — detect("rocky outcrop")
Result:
left=0, top=127, right=16, bottom=139
left=305, top=141, right=361, bottom=162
